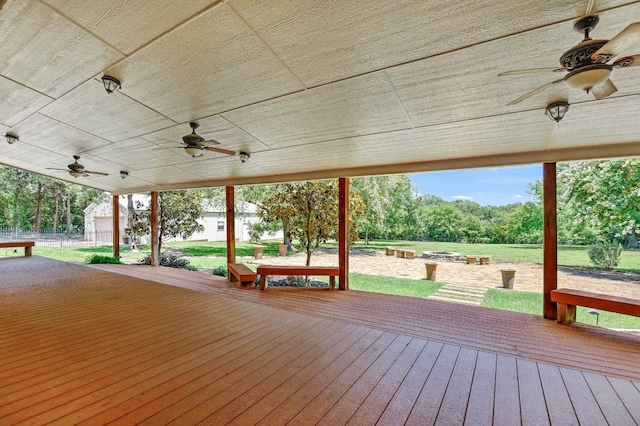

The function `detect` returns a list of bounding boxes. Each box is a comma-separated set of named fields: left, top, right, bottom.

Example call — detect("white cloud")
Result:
left=451, top=195, right=474, bottom=201
left=514, top=195, right=523, bottom=198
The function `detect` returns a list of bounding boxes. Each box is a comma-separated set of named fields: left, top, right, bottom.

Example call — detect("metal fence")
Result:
left=0, top=228, right=115, bottom=248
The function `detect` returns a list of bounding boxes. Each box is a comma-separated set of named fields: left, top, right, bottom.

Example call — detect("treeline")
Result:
left=2, top=159, right=637, bottom=247
left=0, top=167, right=104, bottom=233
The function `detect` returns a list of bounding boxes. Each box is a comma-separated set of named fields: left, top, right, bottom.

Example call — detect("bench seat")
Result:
left=256, top=265, right=340, bottom=291
left=551, top=288, right=640, bottom=324
left=228, top=263, right=257, bottom=288
left=0, top=241, right=35, bottom=257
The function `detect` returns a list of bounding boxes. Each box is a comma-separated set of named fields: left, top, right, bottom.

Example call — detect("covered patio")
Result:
left=1, top=256, right=639, bottom=424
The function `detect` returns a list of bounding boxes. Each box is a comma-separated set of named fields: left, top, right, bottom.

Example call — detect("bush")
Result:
left=85, top=255, right=122, bottom=264
left=139, top=253, right=197, bottom=271
left=588, top=241, right=622, bottom=269
left=212, top=266, right=227, bottom=277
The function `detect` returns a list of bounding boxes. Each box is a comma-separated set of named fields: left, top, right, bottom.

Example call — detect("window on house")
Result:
left=217, top=220, right=225, bottom=231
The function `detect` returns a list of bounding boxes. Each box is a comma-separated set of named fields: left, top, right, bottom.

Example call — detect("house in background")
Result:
left=83, top=198, right=127, bottom=244
left=84, top=197, right=280, bottom=245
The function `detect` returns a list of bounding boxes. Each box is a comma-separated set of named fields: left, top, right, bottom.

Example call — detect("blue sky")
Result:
left=410, top=165, right=542, bottom=206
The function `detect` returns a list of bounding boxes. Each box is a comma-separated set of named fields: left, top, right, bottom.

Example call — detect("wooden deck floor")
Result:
left=2, top=256, right=640, bottom=425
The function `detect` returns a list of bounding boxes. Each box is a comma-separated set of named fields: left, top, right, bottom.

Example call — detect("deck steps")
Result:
left=429, top=284, right=488, bottom=306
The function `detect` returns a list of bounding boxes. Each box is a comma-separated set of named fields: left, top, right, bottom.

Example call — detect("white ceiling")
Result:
left=1, top=0, right=640, bottom=194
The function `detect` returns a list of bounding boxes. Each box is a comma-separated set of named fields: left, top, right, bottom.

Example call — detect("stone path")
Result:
left=248, top=248, right=640, bottom=303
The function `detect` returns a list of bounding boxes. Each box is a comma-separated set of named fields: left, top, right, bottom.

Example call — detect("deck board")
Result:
left=1, top=256, right=640, bottom=425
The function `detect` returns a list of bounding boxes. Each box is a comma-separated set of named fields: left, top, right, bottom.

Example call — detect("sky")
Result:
left=410, top=164, right=542, bottom=206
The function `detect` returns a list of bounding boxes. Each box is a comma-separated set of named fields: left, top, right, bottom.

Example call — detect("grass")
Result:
left=349, top=273, right=441, bottom=298
left=482, top=288, right=640, bottom=329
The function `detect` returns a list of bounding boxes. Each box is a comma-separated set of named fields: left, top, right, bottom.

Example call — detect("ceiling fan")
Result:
left=168, top=122, right=236, bottom=158
left=499, top=15, right=640, bottom=105
left=46, top=155, right=109, bottom=178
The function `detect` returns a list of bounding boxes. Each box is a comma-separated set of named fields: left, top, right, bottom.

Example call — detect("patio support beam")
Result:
left=112, top=195, right=120, bottom=259
left=339, top=177, right=349, bottom=290
left=150, top=191, right=159, bottom=266
left=226, top=186, right=236, bottom=265
left=543, top=162, right=558, bottom=320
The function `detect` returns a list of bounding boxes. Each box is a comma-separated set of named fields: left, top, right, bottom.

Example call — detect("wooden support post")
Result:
left=112, top=195, right=120, bottom=259
left=226, top=186, right=236, bottom=266
left=150, top=191, right=159, bottom=266
left=543, top=162, right=558, bottom=320
left=338, top=178, right=349, bottom=290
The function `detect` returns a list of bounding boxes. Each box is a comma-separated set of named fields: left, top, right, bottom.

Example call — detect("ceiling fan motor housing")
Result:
left=560, top=39, right=608, bottom=69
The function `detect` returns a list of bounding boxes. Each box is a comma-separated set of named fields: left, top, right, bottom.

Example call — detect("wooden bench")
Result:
left=385, top=246, right=396, bottom=256
left=551, top=288, right=640, bottom=325
left=0, top=241, right=35, bottom=257
left=256, top=265, right=340, bottom=290
left=405, top=250, right=416, bottom=259
left=228, top=263, right=257, bottom=288
left=466, top=255, right=477, bottom=264
left=479, top=256, right=490, bottom=265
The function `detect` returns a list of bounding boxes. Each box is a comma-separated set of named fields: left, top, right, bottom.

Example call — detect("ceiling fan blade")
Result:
left=506, top=79, right=564, bottom=106
left=203, top=147, right=236, bottom=156
left=84, top=170, right=109, bottom=176
left=592, top=22, right=640, bottom=62
left=613, top=54, right=640, bottom=67
left=591, top=78, right=618, bottom=99
left=45, top=167, right=71, bottom=172
left=498, top=67, right=567, bottom=76
left=585, top=0, right=595, bottom=16
left=200, top=139, right=221, bottom=146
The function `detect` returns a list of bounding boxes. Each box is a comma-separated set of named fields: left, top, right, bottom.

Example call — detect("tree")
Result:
left=131, top=190, right=206, bottom=252
left=351, top=176, right=404, bottom=244
left=559, top=159, right=640, bottom=245
left=258, top=180, right=364, bottom=266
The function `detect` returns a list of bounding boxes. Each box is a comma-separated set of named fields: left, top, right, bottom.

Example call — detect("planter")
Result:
left=501, top=269, right=516, bottom=289
left=253, top=245, right=264, bottom=259
left=278, top=244, right=288, bottom=257
left=425, top=263, right=437, bottom=281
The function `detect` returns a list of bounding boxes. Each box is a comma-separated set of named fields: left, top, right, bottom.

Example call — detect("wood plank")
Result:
left=493, top=355, right=521, bottom=426
left=377, top=340, right=444, bottom=425
left=207, top=324, right=370, bottom=424
left=543, top=161, right=558, bottom=320
left=435, top=347, right=477, bottom=425
left=286, top=332, right=398, bottom=425
left=317, top=333, right=414, bottom=425
left=345, top=337, right=427, bottom=425
left=405, top=344, right=460, bottom=425
left=464, top=350, right=496, bottom=426
left=254, top=329, right=385, bottom=425
left=608, top=376, right=640, bottom=424
left=226, top=186, right=235, bottom=265
left=537, top=363, right=579, bottom=425
left=560, top=367, right=608, bottom=426
left=583, top=372, right=638, bottom=426
left=517, top=359, right=550, bottom=426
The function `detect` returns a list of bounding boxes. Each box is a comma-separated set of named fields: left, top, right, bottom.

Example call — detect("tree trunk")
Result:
left=34, top=182, right=44, bottom=232
left=364, top=230, right=370, bottom=245
left=53, top=192, right=59, bottom=233
left=65, top=194, right=72, bottom=236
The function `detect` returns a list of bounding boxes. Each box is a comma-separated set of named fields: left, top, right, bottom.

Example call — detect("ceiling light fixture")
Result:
left=5, top=133, right=18, bottom=144
left=120, top=171, right=129, bottom=179
left=239, top=151, right=250, bottom=163
left=184, top=146, right=203, bottom=157
left=101, top=75, right=121, bottom=94
left=545, top=101, right=570, bottom=122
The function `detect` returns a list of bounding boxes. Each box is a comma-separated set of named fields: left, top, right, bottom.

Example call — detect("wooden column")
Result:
left=112, top=195, right=120, bottom=259
left=226, top=186, right=236, bottom=266
left=150, top=191, right=160, bottom=266
left=543, top=162, right=558, bottom=320
left=338, top=178, right=349, bottom=290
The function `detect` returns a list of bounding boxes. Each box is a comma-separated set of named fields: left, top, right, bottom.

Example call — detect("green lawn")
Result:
left=349, top=273, right=441, bottom=298
left=482, top=288, right=640, bottom=329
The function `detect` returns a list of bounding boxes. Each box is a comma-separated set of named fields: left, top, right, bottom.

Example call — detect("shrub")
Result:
left=588, top=241, right=622, bottom=269
left=85, top=255, right=122, bottom=264
left=139, top=253, right=197, bottom=271
left=212, top=266, right=227, bottom=277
